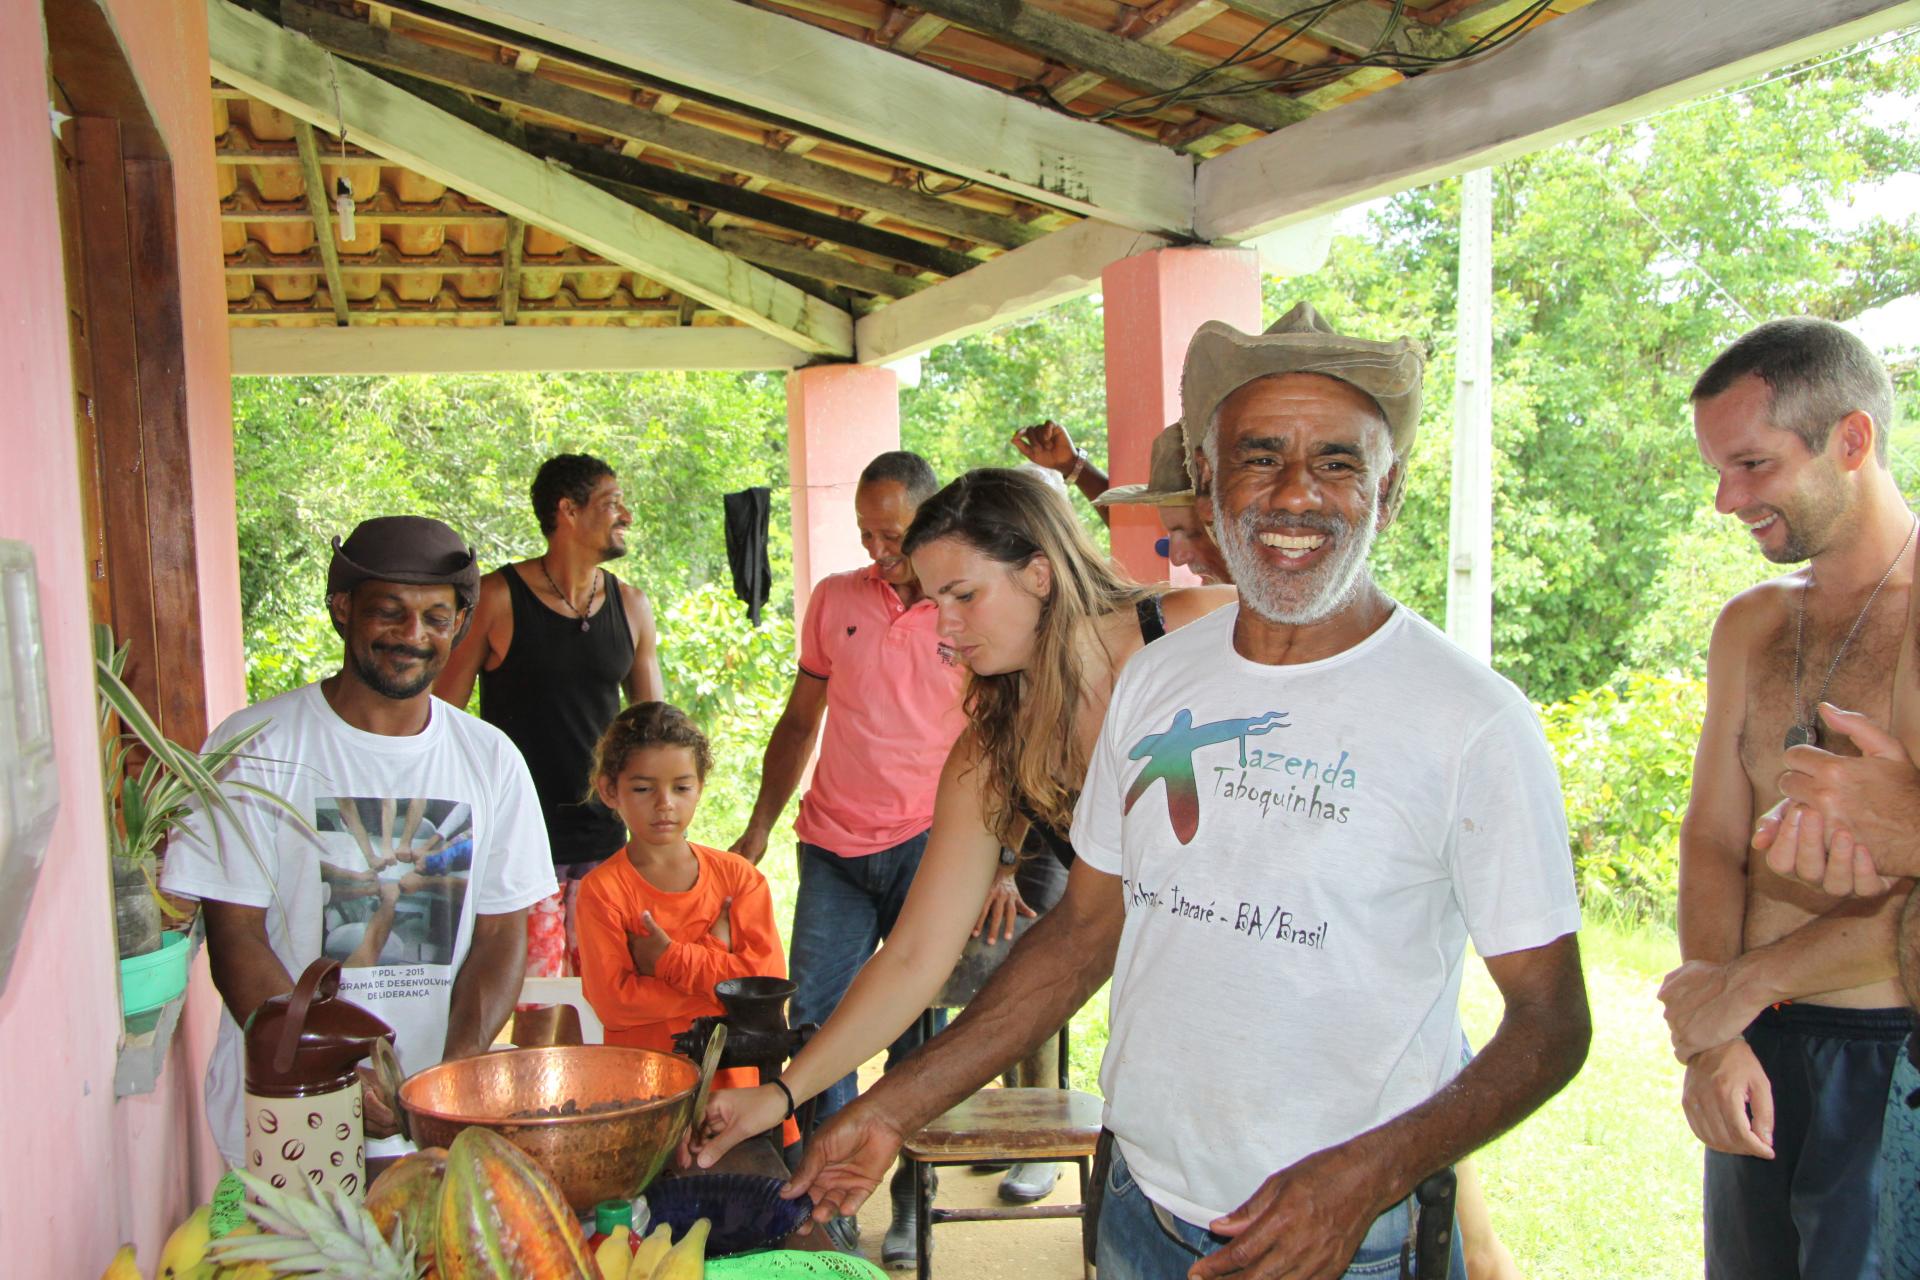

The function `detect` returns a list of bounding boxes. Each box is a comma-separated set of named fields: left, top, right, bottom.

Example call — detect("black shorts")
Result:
left=1705, top=1002, right=1911, bottom=1280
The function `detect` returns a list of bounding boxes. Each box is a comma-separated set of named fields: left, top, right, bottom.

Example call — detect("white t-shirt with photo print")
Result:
left=1071, top=603, right=1580, bottom=1226
left=162, top=683, right=557, bottom=1166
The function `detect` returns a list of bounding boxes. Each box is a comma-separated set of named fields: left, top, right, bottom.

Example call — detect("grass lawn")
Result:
left=747, top=825, right=1703, bottom=1277
left=1460, top=920, right=1702, bottom=1278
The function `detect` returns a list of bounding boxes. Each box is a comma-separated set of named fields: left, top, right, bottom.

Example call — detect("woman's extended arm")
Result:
left=692, top=735, right=1002, bottom=1164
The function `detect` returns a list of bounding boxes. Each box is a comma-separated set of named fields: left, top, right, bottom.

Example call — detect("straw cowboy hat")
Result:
left=1180, top=301, right=1426, bottom=519
left=1093, top=423, right=1198, bottom=508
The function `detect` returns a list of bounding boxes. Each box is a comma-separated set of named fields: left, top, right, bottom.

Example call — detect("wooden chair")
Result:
left=897, top=1035, right=1101, bottom=1280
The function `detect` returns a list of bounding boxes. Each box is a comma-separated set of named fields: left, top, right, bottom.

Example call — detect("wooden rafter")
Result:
left=1216, top=0, right=1472, bottom=59
left=500, top=215, right=526, bottom=324
left=291, top=121, right=350, bottom=325
left=207, top=0, right=850, bottom=355
left=1050, top=0, right=1227, bottom=107
left=889, top=11, right=952, bottom=53
left=712, top=229, right=931, bottom=298
left=906, top=0, right=1312, bottom=132
left=365, top=66, right=987, bottom=279
left=1194, top=0, right=1920, bottom=242
left=229, top=324, right=812, bottom=375
left=855, top=218, right=1170, bottom=364
left=419, top=0, right=1196, bottom=232
left=281, top=0, right=1044, bottom=249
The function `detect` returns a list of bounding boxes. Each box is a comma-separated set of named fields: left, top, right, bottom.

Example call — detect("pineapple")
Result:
left=207, top=1174, right=421, bottom=1279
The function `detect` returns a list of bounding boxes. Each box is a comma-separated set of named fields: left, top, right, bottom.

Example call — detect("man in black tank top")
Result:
left=438, top=454, right=662, bottom=976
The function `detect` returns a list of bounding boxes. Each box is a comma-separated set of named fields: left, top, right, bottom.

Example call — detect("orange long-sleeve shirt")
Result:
left=576, top=842, right=798, bottom=1144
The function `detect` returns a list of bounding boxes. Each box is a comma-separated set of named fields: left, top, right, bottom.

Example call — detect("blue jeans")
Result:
left=788, top=833, right=947, bottom=1123
left=1095, top=1142, right=1463, bottom=1280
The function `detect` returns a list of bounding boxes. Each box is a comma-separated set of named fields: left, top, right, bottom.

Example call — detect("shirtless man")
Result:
left=1665, top=317, right=1914, bottom=1279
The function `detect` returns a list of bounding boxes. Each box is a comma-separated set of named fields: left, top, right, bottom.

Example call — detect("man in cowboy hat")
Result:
left=779, top=304, right=1590, bottom=1278
left=164, top=516, right=558, bottom=1168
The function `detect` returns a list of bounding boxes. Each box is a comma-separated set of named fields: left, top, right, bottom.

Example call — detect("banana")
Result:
left=594, top=1224, right=632, bottom=1280
left=630, top=1223, right=673, bottom=1277
left=97, top=1245, right=140, bottom=1280
left=157, top=1205, right=213, bottom=1278
left=646, top=1217, right=709, bottom=1280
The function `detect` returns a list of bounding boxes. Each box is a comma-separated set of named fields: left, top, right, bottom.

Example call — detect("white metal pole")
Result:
left=1447, top=167, right=1495, bottom=664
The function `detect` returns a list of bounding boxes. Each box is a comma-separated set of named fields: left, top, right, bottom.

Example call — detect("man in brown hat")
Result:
left=163, top=516, right=558, bottom=1169
left=775, top=304, right=1589, bottom=1278
left=1094, top=422, right=1231, bottom=585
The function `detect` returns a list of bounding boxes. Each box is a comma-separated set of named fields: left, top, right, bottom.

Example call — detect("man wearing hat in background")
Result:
left=1093, top=421, right=1232, bottom=586
left=163, top=516, right=558, bottom=1168
left=782, top=304, right=1589, bottom=1277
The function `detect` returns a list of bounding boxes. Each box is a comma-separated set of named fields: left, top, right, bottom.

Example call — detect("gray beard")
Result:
left=1217, top=506, right=1378, bottom=626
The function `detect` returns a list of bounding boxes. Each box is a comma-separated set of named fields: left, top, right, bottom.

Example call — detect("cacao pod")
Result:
left=365, top=1147, right=447, bottom=1268
left=436, top=1129, right=594, bottom=1279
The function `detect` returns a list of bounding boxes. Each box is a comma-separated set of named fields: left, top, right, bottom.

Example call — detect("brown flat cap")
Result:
left=327, top=515, right=480, bottom=611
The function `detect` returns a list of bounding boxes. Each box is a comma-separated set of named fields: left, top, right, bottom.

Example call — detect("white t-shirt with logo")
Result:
left=1071, top=603, right=1580, bottom=1225
left=161, top=684, right=557, bottom=1165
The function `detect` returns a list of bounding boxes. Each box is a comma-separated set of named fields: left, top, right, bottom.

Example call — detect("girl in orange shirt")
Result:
left=576, top=702, right=798, bottom=1145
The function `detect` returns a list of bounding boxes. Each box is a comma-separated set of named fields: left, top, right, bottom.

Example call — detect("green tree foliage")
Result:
left=1540, top=673, right=1707, bottom=924
left=1274, top=42, right=1920, bottom=701
left=232, top=370, right=795, bottom=701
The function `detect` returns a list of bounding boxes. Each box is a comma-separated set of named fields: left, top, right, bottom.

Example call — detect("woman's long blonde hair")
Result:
left=903, top=468, right=1152, bottom=845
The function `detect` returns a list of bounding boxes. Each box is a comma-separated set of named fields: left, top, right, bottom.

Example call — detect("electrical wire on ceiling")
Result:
left=1028, top=0, right=1559, bottom=125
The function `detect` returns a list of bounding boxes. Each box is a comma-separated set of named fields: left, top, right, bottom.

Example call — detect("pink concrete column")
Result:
left=786, top=364, right=900, bottom=623
left=1101, top=246, right=1261, bottom=583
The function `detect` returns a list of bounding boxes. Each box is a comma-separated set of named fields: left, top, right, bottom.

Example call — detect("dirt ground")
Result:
left=836, top=1060, right=1092, bottom=1278
left=839, top=1157, right=1089, bottom=1279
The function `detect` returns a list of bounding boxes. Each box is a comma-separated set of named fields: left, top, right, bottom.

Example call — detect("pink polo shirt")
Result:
left=794, top=565, right=967, bottom=856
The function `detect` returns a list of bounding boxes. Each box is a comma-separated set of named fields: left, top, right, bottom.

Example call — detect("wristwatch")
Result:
left=998, top=845, right=1019, bottom=868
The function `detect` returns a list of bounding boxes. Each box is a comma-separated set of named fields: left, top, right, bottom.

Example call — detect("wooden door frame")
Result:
left=48, top=0, right=209, bottom=748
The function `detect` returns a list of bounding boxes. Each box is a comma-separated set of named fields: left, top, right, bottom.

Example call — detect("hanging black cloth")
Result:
left=723, top=486, right=772, bottom=625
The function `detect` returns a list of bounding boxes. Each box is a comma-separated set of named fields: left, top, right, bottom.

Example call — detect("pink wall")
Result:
left=1101, top=247, right=1261, bottom=583
left=0, top=0, right=239, bottom=1271
left=786, top=364, right=901, bottom=625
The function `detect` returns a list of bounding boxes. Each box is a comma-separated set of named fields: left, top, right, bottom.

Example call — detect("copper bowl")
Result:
left=400, top=1045, right=699, bottom=1213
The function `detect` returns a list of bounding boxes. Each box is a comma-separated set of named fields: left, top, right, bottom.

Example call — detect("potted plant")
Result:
left=95, top=625, right=301, bottom=1026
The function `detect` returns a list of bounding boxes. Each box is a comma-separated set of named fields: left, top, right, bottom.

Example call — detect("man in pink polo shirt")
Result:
left=732, top=450, right=966, bottom=1249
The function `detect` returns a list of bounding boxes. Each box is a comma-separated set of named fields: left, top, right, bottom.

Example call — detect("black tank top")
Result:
left=480, top=566, right=636, bottom=864
left=1023, top=596, right=1168, bottom=869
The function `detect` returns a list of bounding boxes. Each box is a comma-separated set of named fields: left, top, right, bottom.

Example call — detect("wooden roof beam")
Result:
left=1051, top=1, right=1226, bottom=107
left=359, top=63, right=985, bottom=278
left=1195, top=0, right=1920, bottom=243
left=905, top=0, right=1313, bottom=132
left=1215, top=0, right=1472, bottom=59
left=500, top=215, right=526, bottom=324
left=855, top=218, right=1170, bottom=364
left=281, top=0, right=1043, bottom=248
left=418, top=0, right=1195, bottom=232
left=712, top=229, right=931, bottom=298
left=291, top=121, right=351, bottom=325
left=230, top=324, right=811, bottom=375
left=208, top=0, right=849, bottom=355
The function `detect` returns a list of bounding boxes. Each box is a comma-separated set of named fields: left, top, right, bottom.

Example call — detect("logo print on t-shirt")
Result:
left=314, top=796, right=471, bottom=968
left=1123, top=710, right=1288, bottom=844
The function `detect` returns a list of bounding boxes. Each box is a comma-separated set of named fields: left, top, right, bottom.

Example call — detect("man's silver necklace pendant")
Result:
left=540, top=557, right=598, bottom=632
left=1787, top=514, right=1918, bottom=751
